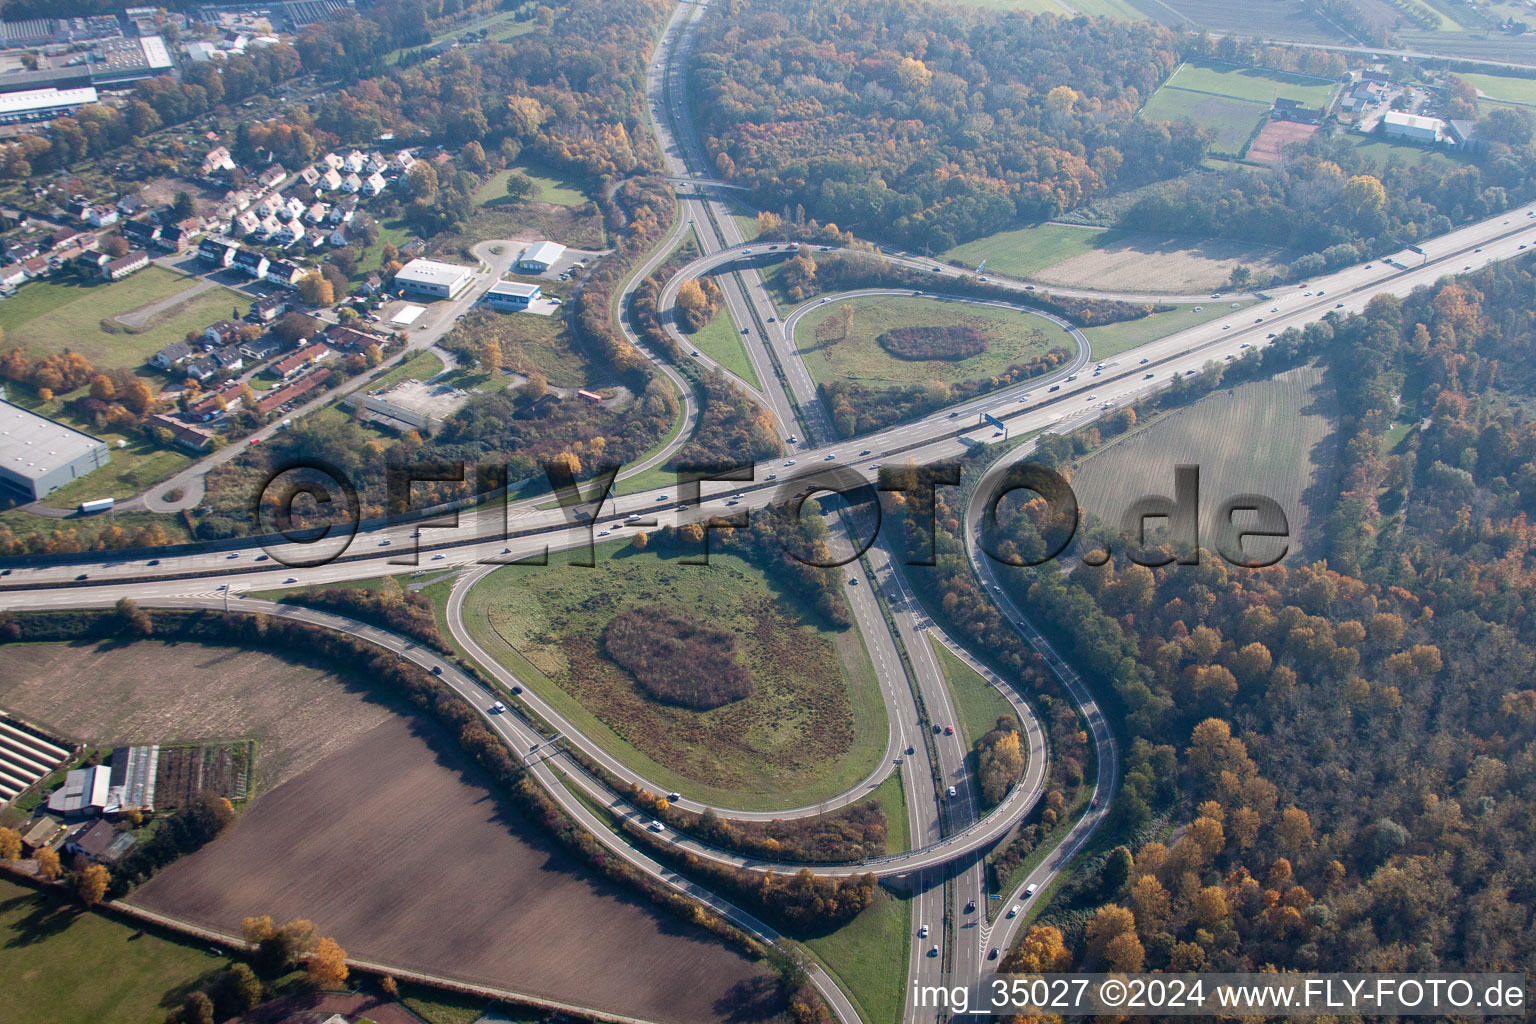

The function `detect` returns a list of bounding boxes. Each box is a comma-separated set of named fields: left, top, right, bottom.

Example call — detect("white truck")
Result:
left=77, top=498, right=114, bottom=514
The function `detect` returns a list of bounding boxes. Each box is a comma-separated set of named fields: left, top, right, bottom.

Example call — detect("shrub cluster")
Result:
left=603, top=606, right=754, bottom=709
left=876, top=325, right=987, bottom=361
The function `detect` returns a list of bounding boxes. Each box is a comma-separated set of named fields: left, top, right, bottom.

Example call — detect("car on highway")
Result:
left=1140, top=358, right=1149, bottom=363
left=918, top=924, right=929, bottom=938
left=824, top=453, right=835, bottom=461
left=786, top=435, right=798, bottom=443
left=859, top=448, right=871, bottom=456
left=432, top=553, right=445, bottom=560
left=431, top=665, right=442, bottom=675
left=740, top=327, right=749, bottom=334
left=648, top=820, right=665, bottom=833
left=599, top=529, right=611, bottom=536
left=767, top=316, right=776, bottom=322
left=946, top=785, right=957, bottom=798
left=1006, top=905, right=1020, bottom=918
left=1025, top=883, right=1039, bottom=898
left=667, top=792, right=681, bottom=802
left=928, top=945, right=939, bottom=957
left=906, top=745, right=916, bottom=755
left=989, top=948, right=999, bottom=960
left=966, top=900, right=976, bottom=913
left=284, top=577, right=297, bottom=583
left=75, top=573, right=88, bottom=581
left=848, top=577, right=858, bottom=586
left=1048, top=384, right=1060, bottom=392
left=944, top=725, right=954, bottom=736
left=512, top=685, right=523, bottom=694
left=1144, top=372, right=1154, bottom=378
left=657, top=494, right=669, bottom=501
left=490, top=701, right=506, bottom=714
left=785, top=459, right=797, bottom=466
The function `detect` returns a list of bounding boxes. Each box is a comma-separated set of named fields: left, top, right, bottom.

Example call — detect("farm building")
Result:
left=0, top=715, right=71, bottom=808
left=1382, top=111, right=1446, bottom=143
left=516, top=240, right=565, bottom=273
left=47, top=764, right=111, bottom=817
left=483, top=280, right=540, bottom=310
left=109, top=744, right=158, bottom=811
left=394, top=257, right=473, bottom=299
left=0, top=399, right=111, bottom=500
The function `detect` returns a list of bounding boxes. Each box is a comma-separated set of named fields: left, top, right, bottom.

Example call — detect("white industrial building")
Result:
left=1382, top=111, right=1446, bottom=144
left=483, top=280, right=541, bottom=310
left=516, top=240, right=565, bottom=273
left=47, top=764, right=111, bottom=817
left=0, top=87, right=99, bottom=125
left=393, top=258, right=474, bottom=299
left=0, top=400, right=111, bottom=500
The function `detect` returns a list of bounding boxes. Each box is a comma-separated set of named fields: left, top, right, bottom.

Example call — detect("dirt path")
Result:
left=114, top=278, right=220, bottom=330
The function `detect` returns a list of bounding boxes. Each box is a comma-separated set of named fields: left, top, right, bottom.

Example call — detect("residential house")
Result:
left=212, top=346, right=244, bottom=373
left=361, top=272, right=382, bottom=295
left=321, top=152, right=345, bottom=171
left=319, top=168, right=343, bottom=191
left=85, top=205, right=118, bottom=228
left=205, top=319, right=243, bottom=346
left=366, top=153, right=389, bottom=174
left=394, top=149, right=415, bottom=171
left=121, top=218, right=160, bottom=247
left=327, top=195, right=357, bottom=224
left=187, top=384, right=241, bottom=421
left=283, top=195, right=306, bottom=220
left=156, top=221, right=198, bottom=252
left=305, top=228, right=330, bottom=249
left=268, top=341, right=332, bottom=379
left=239, top=335, right=284, bottom=360
left=0, top=265, right=25, bottom=291
left=115, top=193, right=147, bottom=217
left=102, top=250, right=150, bottom=281
left=4, top=237, right=44, bottom=264
left=201, top=146, right=236, bottom=176
left=151, top=339, right=193, bottom=369
left=148, top=413, right=215, bottom=449
left=361, top=171, right=387, bottom=196
left=255, top=194, right=283, bottom=218
left=305, top=201, right=330, bottom=224
left=257, top=164, right=287, bottom=190
left=184, top=355, right=219, bottom=381
left=343, top=149, right=366, bottom=173
left=20, top=255, right=49, bottom=279
left=198, top=236, right=241, bottom=267
left=297, top=166, right=320, bottom=188
left=256, top=368, right=328, bottom=414
left=324, top=323, right=381, bottom=352
left=265, top=259, right=306, bottom=288
left=48, top=226, right=86, bottom=250
left=247, top=293, right=288, bottom=324
left=233, top=209, right=262, bottom=236
left=73, top=250, right=111, bottom=275
left=341, top=172, right=363, bottom=194
left=256, top=214, right=283, bottom=239
left=274, top=217, right=306, bottom=246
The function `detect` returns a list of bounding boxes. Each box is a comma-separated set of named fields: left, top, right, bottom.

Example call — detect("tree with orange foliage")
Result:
left=306, top=936, right=349, bottom=988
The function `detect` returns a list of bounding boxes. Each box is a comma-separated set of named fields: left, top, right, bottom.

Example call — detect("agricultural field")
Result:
left=0, top=267, right=250, bottom=369
left=461, top=542, right=889, bottom=810
left=129, top=713, right=783, bottom=1024
left=1081, top=302, right=1251, bottom=360
left=0, top=640, right=403, bottom=793
left=0, top=878, right=233, bottom=1024
left=1128, top=0, right=1350, bottom=44
left=946, top=222, right=1287, bottom=292
left=793, top=295, right=1074, bottom=389
left=1140, top=87, right=1269, bottom=154
left=684, top=299, right=761, bottom=389
left=1031, top=232, right=1288, bottom=294
left=1069, top=362, right=1337, bottom=562
left=803, top=888, right=911, bottom=1024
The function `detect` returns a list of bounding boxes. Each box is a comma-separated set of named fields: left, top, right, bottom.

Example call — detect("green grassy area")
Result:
left=0, top=267, right=249, bottom=369
left=0, top=878, right=234, bottom=1024
left=397, top=981, right=504, bottom=1024
left=803, top=888, right=911, bottom=1024
left=929, top=636, right=1014, bottom=750
left=1348, top=134, right=1459, bottom=170
left=945, top=223, right=1115, bottom=278
left=682, top=301, right=760, bottom=389
left=441, top=306, right=590, bottom=389
left=1163, top=60, right=1339, bottom=107
left=794, top=294, right=1074, bottom=389
left=731, top=211, right=763, bottom=241
left=868, top=770, right=910, bottom=855
left=1462, top=71, right=1536, bottom=106
left=1081, top=301, right=1248, bottom=360
left=461, top=540, right=888, bottom=810
left=474, top=163, right=590, bottom=209
left=1140, top=86, right=1269, bottom=153
left=347, top=214, right=414, bottom=287
left=370, top=349, right=446, bottom=391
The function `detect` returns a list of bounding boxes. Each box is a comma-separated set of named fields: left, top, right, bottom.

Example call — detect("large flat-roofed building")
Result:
left=0, top=400, right=111, bottom=500
left=0, top=86, right=99, bottom=125
left=394, top=257, right=473, bottom=299
left=516, top=240, right=565, bottom=273
left=483, top=280, right=540, bottom=310
left=1382, top=111, right=1446, bottom=144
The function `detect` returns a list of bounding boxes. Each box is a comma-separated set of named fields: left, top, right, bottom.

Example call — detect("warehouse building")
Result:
left=0, top=86, right=99, bottom=125
left=0, top=400, right=110, bottom=500
left=394, top=257, right=474, bottom=299
left=47, top=764, right=111, bottom=817
left=516, top=240, right=565, bottom=273
left=483, top=280, right=540, bottom=310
